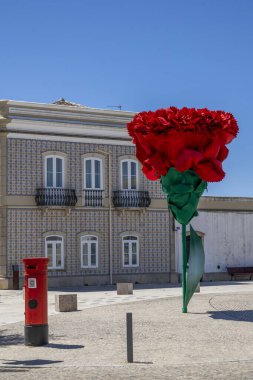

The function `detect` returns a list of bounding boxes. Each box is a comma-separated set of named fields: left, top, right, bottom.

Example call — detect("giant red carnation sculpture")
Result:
left=128, top=107, right=238, bottom=182
left=127, top=106, right=238, bottom=313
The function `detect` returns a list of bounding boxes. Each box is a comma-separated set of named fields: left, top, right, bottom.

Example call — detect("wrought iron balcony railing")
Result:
left=83, top=189, right=104, bottom=207
left=35, top=188, right=77, bottom=207
left=112, top=190, right=151, bottom=208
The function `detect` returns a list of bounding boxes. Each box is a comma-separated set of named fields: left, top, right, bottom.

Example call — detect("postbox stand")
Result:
left=23, top=258, right=49, bottom=346
left=25, top=324, right=49, bottom=346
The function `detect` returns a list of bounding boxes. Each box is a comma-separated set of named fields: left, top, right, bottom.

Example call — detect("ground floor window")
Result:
left=122, top=235, right=139, bottom=267
left=81, top=235, right=98, bottom=268
left=45, top=236, right=64, bottom=269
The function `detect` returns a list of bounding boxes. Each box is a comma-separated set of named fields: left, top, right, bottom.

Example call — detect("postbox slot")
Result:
left=27, top=265, right=37, bottom=269
left=28, top=299, right=38, bottom=309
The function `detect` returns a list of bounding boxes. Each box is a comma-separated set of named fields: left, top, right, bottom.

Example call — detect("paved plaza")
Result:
left=1, top=282, right=253, bottom=379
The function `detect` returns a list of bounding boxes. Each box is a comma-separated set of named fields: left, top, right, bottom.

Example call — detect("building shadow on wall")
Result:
left=208, top=309, right=253, bottom=322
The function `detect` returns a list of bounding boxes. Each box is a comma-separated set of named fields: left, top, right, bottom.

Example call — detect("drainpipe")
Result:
left=108, top=154, right=113, bottom=285
left=97, top=150, right=113, bottom=285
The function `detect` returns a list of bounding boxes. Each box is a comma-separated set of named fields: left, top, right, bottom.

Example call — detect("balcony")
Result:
left=35, top=188, right=77, bottom=207
left=83, top=189, right=104, bottom=207
left=112, top=190, right=151, bottom=208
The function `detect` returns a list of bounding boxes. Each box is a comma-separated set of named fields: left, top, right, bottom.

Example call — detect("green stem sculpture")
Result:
left=181, top=224, right=187, bottom=313
left=161, top=168, right=207, bottom=312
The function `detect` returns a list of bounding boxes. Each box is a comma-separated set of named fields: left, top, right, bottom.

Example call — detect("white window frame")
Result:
left=45, top=235, right=64, bottom=269
left=84, top=158, right=103, bottom=190
left=121, top=159, right=138, bottom=190
left=45, top=155, right=64, bottom=188
left=81, top=235, right=98, bottom=268
left=122, top=235, right=139, bottom=267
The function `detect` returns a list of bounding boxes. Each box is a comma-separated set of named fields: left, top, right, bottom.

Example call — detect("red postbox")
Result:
left=23, top=257, right=49, bottom=346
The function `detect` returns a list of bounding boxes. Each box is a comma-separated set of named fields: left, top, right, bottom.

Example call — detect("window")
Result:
left=122, top=235, right=139, bottom=267
left=81, top=235, right=98, bottom=268
left=45, top=156, right=64, bottom=188
left=45, top=236, right=64, bottom=269
left=121, top=160, right=138, bottom=190
left=84, top=158, right=102, bottom=189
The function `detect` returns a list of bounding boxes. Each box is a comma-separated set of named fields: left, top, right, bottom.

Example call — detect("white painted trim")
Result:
left=6, top=119, right=131, bottom=139
left=44, top=155, right=65, bottom=188
left=2, top=99, right=136, bottom=117
left=120, top=159, right=139, bottom=190
left=80, top=235, right=98, bottom=268
left=122, top=235, right=139, bottom=267
left=84, top=157, right=103, bottom=190
left=45, top=235, right=64, bottom=269
left=7, top=133, right=134, bottom=146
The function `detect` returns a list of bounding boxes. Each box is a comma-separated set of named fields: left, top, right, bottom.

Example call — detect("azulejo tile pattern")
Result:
left=6, top=138, right=171, bottom=283
left=7, top=208, right=170, bottom=278
left=8, top=139, right=166, bottom=199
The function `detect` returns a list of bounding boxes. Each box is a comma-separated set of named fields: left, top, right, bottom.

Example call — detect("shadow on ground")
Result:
left=46, top=343, right=84, bottom=349
left=0, top=368, right=29, bottom=373
left=2, top=359, right=63, bottom=366
left=0, top=330, right=24, bottom=346
left=208, top=309, right=253, bottom=322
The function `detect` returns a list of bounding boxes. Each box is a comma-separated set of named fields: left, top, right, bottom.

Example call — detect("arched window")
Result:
left=122, top=235, right=139, bottom=267
left=45, top=155, right=64, bottom=188
left=121, top=160, right=138, bottom=190
left=81, top=235, right=98, bottom=268
left=45, top=235, right=64, bottom=269
left=84, top=158, right=102, bottom=189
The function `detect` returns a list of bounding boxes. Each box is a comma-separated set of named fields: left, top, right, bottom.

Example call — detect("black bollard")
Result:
left=126, top=312, right=133, bottom=363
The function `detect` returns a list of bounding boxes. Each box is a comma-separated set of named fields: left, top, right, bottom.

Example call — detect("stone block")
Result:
left=117, top=283, right=133, bottom=295
left=55, top=294, right=77, bottom=312
left=0, top=277, right=12, bottom=290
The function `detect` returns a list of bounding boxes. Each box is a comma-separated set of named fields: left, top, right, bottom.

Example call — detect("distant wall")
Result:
left=175, top=210, right=253, bottom=275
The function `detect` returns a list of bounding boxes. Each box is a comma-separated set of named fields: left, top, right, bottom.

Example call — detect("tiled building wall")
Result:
left=7, top=208, right=170, bottom=278
left=112, top=210, right=170, bottom=274
left=8, top=208, right=109, bottom=277
left=7, top=139, right=166, bottom=199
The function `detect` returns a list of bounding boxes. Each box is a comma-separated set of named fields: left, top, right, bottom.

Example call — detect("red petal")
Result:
left=217, top=146, right=229, bottom=162
left=194, top=159, right=225, bottom=182
left=142, top=161, right=160, bottom=180
left=175, top=149, right=203, bottom=172
left=146, top=152, right=169, bottom=177
left=203, top=137, right=222, bottom=159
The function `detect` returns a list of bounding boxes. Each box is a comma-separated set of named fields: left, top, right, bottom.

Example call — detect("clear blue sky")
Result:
left=1, top=0, right=252, bottom=197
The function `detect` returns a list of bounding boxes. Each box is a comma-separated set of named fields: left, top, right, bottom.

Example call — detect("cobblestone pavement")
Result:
left=1, top=281, right=253, bottom=325
left=1, top=362, right=253, bottom=380
left=1, top=287, right=253, bottom=379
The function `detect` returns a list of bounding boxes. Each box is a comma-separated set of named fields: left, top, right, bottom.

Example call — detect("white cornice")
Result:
left=6, top=118, right=132, bottom=140
left=0, top=99, right=137, bottom=138
left=199, top=196, right=253, bottom=211
left=0, top=100, right=136, bottom=120
left=0, top=114, right=10, bottom=125
left=8, top=107, right=133, bottom=126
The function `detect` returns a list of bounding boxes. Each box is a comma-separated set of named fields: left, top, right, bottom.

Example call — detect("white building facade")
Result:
left=0, top=100, right=175, bottom=289
left=175, top=197, right=253, bottom=281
